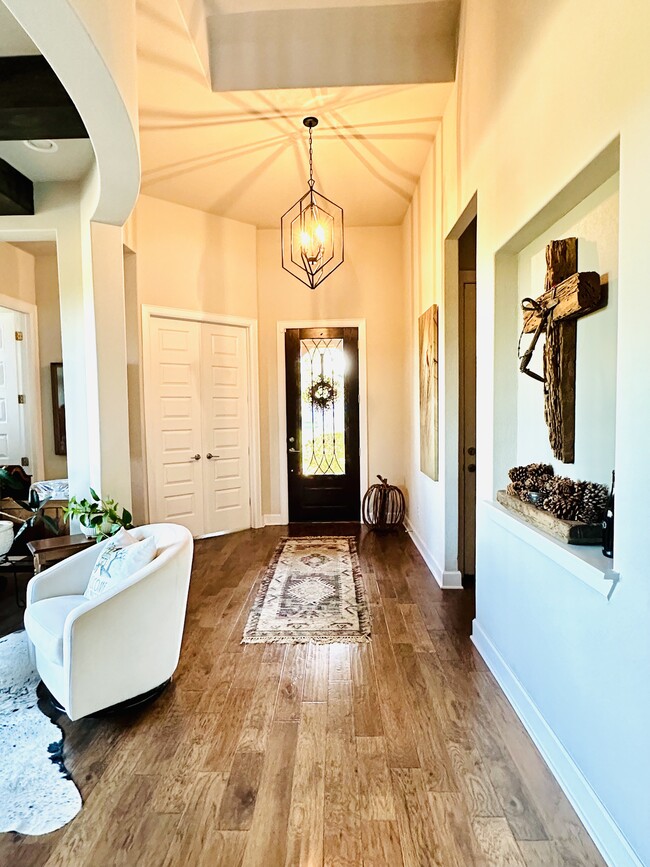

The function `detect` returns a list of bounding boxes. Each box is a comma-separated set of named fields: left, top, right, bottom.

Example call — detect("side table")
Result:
left=27, top=534, right=95, bottom=575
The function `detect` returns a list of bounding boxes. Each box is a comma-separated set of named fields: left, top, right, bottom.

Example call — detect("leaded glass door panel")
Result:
left=285, top=327, right=360, bottom=521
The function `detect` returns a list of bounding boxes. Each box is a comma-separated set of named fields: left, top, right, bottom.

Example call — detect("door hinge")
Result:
left=17, top=394, right=26, bottom=404
left=21, top=456, right=29, bottom=467
left=15, top=331, right=23, bottom=341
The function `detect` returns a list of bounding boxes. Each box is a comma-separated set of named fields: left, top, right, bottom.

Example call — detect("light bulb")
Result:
left=298, top=207, right=326, bottom=264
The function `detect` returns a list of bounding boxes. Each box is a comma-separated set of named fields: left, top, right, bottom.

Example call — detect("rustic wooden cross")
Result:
left=519, top=238, right=606, bottom=463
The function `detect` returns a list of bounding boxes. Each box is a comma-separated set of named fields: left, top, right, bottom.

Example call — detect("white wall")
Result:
left=402, top=143, right=455, bottom=584
left=256, top=226, right=406, bottom=521
left=421, top=1, right=650, bottom=863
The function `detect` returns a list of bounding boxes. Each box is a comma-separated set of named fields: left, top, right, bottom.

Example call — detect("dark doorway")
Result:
left=285, top=327, right=360, bottom=522
left=458, top=217, right=477, bottom=582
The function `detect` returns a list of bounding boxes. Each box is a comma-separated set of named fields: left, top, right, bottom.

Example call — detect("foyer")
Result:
left=0, top=528, right=605, bottom=866
left=0, top=1, right=648, bottom=865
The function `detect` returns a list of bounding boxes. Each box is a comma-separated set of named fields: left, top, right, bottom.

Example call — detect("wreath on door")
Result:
left=305, top=374, right=338, bottom=410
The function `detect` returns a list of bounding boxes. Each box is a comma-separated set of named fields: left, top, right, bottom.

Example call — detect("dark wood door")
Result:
left=285, top=327, right=360, bottom=522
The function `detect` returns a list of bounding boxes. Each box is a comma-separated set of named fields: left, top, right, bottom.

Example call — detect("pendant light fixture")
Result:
left=281, top=117, right=344, bottom=290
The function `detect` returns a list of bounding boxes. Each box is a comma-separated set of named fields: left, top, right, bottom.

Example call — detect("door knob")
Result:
left=467, top=463, right=476, bottom=473
left=206, top=453, right=219, bottom=460
left=190, top=453, right=201, bottom=461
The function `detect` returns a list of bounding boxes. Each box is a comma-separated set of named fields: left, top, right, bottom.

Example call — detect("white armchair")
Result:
left=24, top=523, right=194, bottom=721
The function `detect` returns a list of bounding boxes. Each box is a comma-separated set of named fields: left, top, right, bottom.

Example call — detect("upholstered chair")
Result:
left=24, top=523, right=193, bottom=720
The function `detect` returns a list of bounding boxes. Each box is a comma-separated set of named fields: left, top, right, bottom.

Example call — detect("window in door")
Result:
left=300, top=336, right=345, bottom=476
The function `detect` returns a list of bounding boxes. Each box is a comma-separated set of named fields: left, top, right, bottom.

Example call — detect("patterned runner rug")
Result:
left=242, top=536, right=371, bottom=645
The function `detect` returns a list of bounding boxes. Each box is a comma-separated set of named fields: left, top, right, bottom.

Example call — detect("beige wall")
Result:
left=34, top=255, right=67, bottom=480
left=0, top=242, right=36, bottom=305
left=257, top=226, right=406, bottom=519
left=129, top=197, right=406, bottom=521
left=125, top=194, right=258, bottom=521
left=129, top=195, right=258, bottom=318
left=0, top=243, right=67, bottom=481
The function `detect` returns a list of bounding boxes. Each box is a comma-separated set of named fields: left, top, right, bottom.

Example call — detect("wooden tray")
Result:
left=496, top=490, right=603, bottom=546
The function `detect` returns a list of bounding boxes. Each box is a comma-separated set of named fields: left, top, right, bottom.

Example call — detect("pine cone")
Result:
left=528, top=463, right=554, bottom=480
left=577, top=481, right=609, bottom=524
left=544, top=491, right=581, bottom=521
left=508, top=465, right=529, bottom=484
left=507, top=481, right=525, bottom=500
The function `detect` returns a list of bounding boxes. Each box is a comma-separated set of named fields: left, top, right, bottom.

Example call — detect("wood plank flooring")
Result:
left=0, top=526, right=605, bottom=866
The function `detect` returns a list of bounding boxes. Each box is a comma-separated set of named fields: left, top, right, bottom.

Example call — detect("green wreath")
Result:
left=306, top=374, right=338, bottom=410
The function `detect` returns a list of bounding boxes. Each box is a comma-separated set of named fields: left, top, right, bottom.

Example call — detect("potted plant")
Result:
left=64, top=489, right=133, bottom=541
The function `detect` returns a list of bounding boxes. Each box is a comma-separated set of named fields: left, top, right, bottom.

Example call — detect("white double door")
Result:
left=148, top=317, right=251, bottom=537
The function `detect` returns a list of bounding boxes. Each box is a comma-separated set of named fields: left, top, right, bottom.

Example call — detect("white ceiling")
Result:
left=0, top=140, right=94, bottom=181
left=0, top=2, right=39, bottom=56
left=137, top=0, right=453, bottom=227
left=0, top=3, right=95, bottom=186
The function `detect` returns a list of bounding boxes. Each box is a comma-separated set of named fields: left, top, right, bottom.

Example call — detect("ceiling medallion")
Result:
left=281, top=117, right=344, bottom=290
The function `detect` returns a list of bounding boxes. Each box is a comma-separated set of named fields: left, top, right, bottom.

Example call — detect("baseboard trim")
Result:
left=263, top=513, right=286, bottom=526
left=471, top=621, right=643, bottom=867
left=404, top=517, right=462, bottom=589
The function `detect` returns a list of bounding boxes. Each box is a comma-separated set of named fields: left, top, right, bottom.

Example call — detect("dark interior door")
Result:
left=285, top=327, right=360, bottom=522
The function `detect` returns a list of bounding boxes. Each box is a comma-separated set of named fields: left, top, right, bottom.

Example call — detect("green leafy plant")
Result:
left=64, top=489, right=133, bottom=541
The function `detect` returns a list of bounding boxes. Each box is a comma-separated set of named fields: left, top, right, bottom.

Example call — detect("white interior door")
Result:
left=201, top=322, right=251, bottom=535
left=148, top=317, right=204, bottom=535
left=0, top=307, right=27, bottom=466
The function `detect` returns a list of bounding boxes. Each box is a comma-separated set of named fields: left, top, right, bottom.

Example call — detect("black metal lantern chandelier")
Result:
left=281, top=117, right=344, bottom=290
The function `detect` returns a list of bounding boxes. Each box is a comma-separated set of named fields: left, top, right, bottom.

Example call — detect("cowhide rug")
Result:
left=0, top=631, right=81, bottom=834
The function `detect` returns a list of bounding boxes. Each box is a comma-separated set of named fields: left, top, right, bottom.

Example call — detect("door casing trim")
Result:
left=142, top=305, right=263, bottom=531
left=0, top=292, right=45, bottom=480
left=276, top=318, right=368, bottom=525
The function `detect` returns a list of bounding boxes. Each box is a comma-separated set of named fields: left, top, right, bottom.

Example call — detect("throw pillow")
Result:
left=84, top=532, right=157, bottom=600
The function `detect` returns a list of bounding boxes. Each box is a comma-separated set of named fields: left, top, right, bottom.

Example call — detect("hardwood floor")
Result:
left=1, top=526, right=605, bottom=866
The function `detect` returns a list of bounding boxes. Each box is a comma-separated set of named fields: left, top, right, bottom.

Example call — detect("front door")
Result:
left=285, top=327, right=360, bottom=522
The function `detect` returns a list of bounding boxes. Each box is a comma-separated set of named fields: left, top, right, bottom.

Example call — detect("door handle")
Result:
left=190, top=453, right=201, bottom=461
left=206, top=453, right=219, bottom=460
left=467, top=463, right=476, bottom=473
left=288, top=448, right=299, bottom=453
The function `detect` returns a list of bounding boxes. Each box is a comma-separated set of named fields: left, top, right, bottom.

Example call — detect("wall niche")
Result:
left=493, top=139, right=620, bottom=496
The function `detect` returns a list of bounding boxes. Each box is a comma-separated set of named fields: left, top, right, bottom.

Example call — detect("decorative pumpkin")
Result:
left=362, top=476, right=405, bottom=532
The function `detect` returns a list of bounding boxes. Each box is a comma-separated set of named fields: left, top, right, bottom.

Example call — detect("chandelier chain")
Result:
left=308, top=126, right=315, bottom=188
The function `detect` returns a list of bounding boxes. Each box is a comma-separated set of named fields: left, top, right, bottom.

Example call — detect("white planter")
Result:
left=79, top=520, right=117, bottom=539
left=79, top=523, right=98, bottom=538
left=0, top=520, right=14, bottom=558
